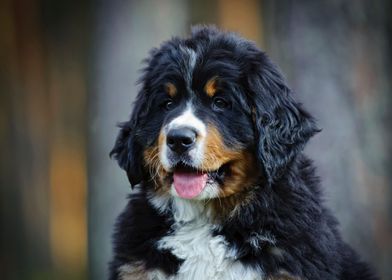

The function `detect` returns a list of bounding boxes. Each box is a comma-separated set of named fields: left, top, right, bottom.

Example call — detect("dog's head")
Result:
left=111, top=26, right=319, bottom=200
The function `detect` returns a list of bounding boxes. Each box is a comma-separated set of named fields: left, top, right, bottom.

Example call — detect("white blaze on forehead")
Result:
left=179, top=46, right=197, bottom=90
left=187, top=48, right=197, bottom=72
left=180, top=46, right=197, bottom=70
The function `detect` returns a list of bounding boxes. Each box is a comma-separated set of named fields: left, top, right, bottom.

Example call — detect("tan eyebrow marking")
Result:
left=204, top=76, right=218, bottom=97
left=165, top=82, right=177, bottom=97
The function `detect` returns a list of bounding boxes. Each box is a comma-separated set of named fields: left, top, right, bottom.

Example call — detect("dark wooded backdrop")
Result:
left=1, top=0, right=391, bottom=279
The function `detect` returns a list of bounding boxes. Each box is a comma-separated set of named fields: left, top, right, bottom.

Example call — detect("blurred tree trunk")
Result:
left=0, top=1, right=52, bottom=278
left=89, top=1, right=189, bottom=279
left=0, top=0, right=90, bottom=279
left=262, top=1, right=392, bottom=278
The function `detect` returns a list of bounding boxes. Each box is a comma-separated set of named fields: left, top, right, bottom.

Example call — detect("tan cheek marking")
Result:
left=203, top=125, right=240, bottom=171
left=267, top=271, right=301, bottom=280
left=118, top=262, right=148, bottom=280
left=143, top=131, right=169, bottom=191
left=204, top=76, right=218, bottom=97
left=204, top=126, right=260, bottom=217
left=209, top=149, right=260, bottom=218
left=220, top=151, right=258, bottom=197
left=203, top=126, right=259, bottom=196
left=165, top=82, right=177, bottom=98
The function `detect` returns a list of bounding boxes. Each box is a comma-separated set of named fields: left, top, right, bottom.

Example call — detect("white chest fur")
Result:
left=147, top=196, right=263, bottom=280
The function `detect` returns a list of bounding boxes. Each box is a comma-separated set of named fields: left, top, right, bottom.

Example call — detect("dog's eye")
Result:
left=162, top=99, right=175, bottom=111
left=212, top=97, right=230, bottom=110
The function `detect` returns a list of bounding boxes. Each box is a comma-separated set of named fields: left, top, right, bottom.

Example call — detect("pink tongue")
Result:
left=173, top=172, right=208, bottom=199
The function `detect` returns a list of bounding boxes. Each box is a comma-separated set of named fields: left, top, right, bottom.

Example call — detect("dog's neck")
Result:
left=147, top=190, right=213, bottom=223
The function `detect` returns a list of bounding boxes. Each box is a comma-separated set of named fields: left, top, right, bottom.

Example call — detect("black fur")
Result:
left=109, top=188, right=182, bottom=280
left=246, top=53, right=320, bottom=183
left=109, top=26, right=378, bottom=279
left=214, top=155, right=377, bottom=279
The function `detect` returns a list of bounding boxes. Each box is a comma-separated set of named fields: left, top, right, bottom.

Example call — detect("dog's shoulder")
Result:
left=109, top=187, right=182, bottom=279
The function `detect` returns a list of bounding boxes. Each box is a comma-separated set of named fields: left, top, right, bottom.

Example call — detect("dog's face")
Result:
left=143, top=64, right=259, bottom=200
left=111, top=27, right=319, bottom=201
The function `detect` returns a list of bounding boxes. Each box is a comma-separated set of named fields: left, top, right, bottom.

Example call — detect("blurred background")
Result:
left=1, top=0, right=391, bottom=279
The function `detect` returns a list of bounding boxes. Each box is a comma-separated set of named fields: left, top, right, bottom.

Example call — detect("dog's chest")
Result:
left=151, top=221, right=262, bottom=280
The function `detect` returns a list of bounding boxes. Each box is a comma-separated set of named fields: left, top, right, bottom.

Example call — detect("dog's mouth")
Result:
left=168, top=162, right=230, bottom=199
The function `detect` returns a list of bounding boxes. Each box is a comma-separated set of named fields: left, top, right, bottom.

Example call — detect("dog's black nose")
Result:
left=167, top=128, right=197, bottom=154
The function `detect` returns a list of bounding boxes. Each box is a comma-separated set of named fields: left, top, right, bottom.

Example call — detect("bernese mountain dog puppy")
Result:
left=109, top=26, right=378, bottom=280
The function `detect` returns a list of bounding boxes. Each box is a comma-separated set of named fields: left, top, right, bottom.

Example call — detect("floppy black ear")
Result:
left=110, top=122, right=143, bottom=187
left=247, top=53, right=320, bottom=184
left=110, top=92, right=148, bottom=187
